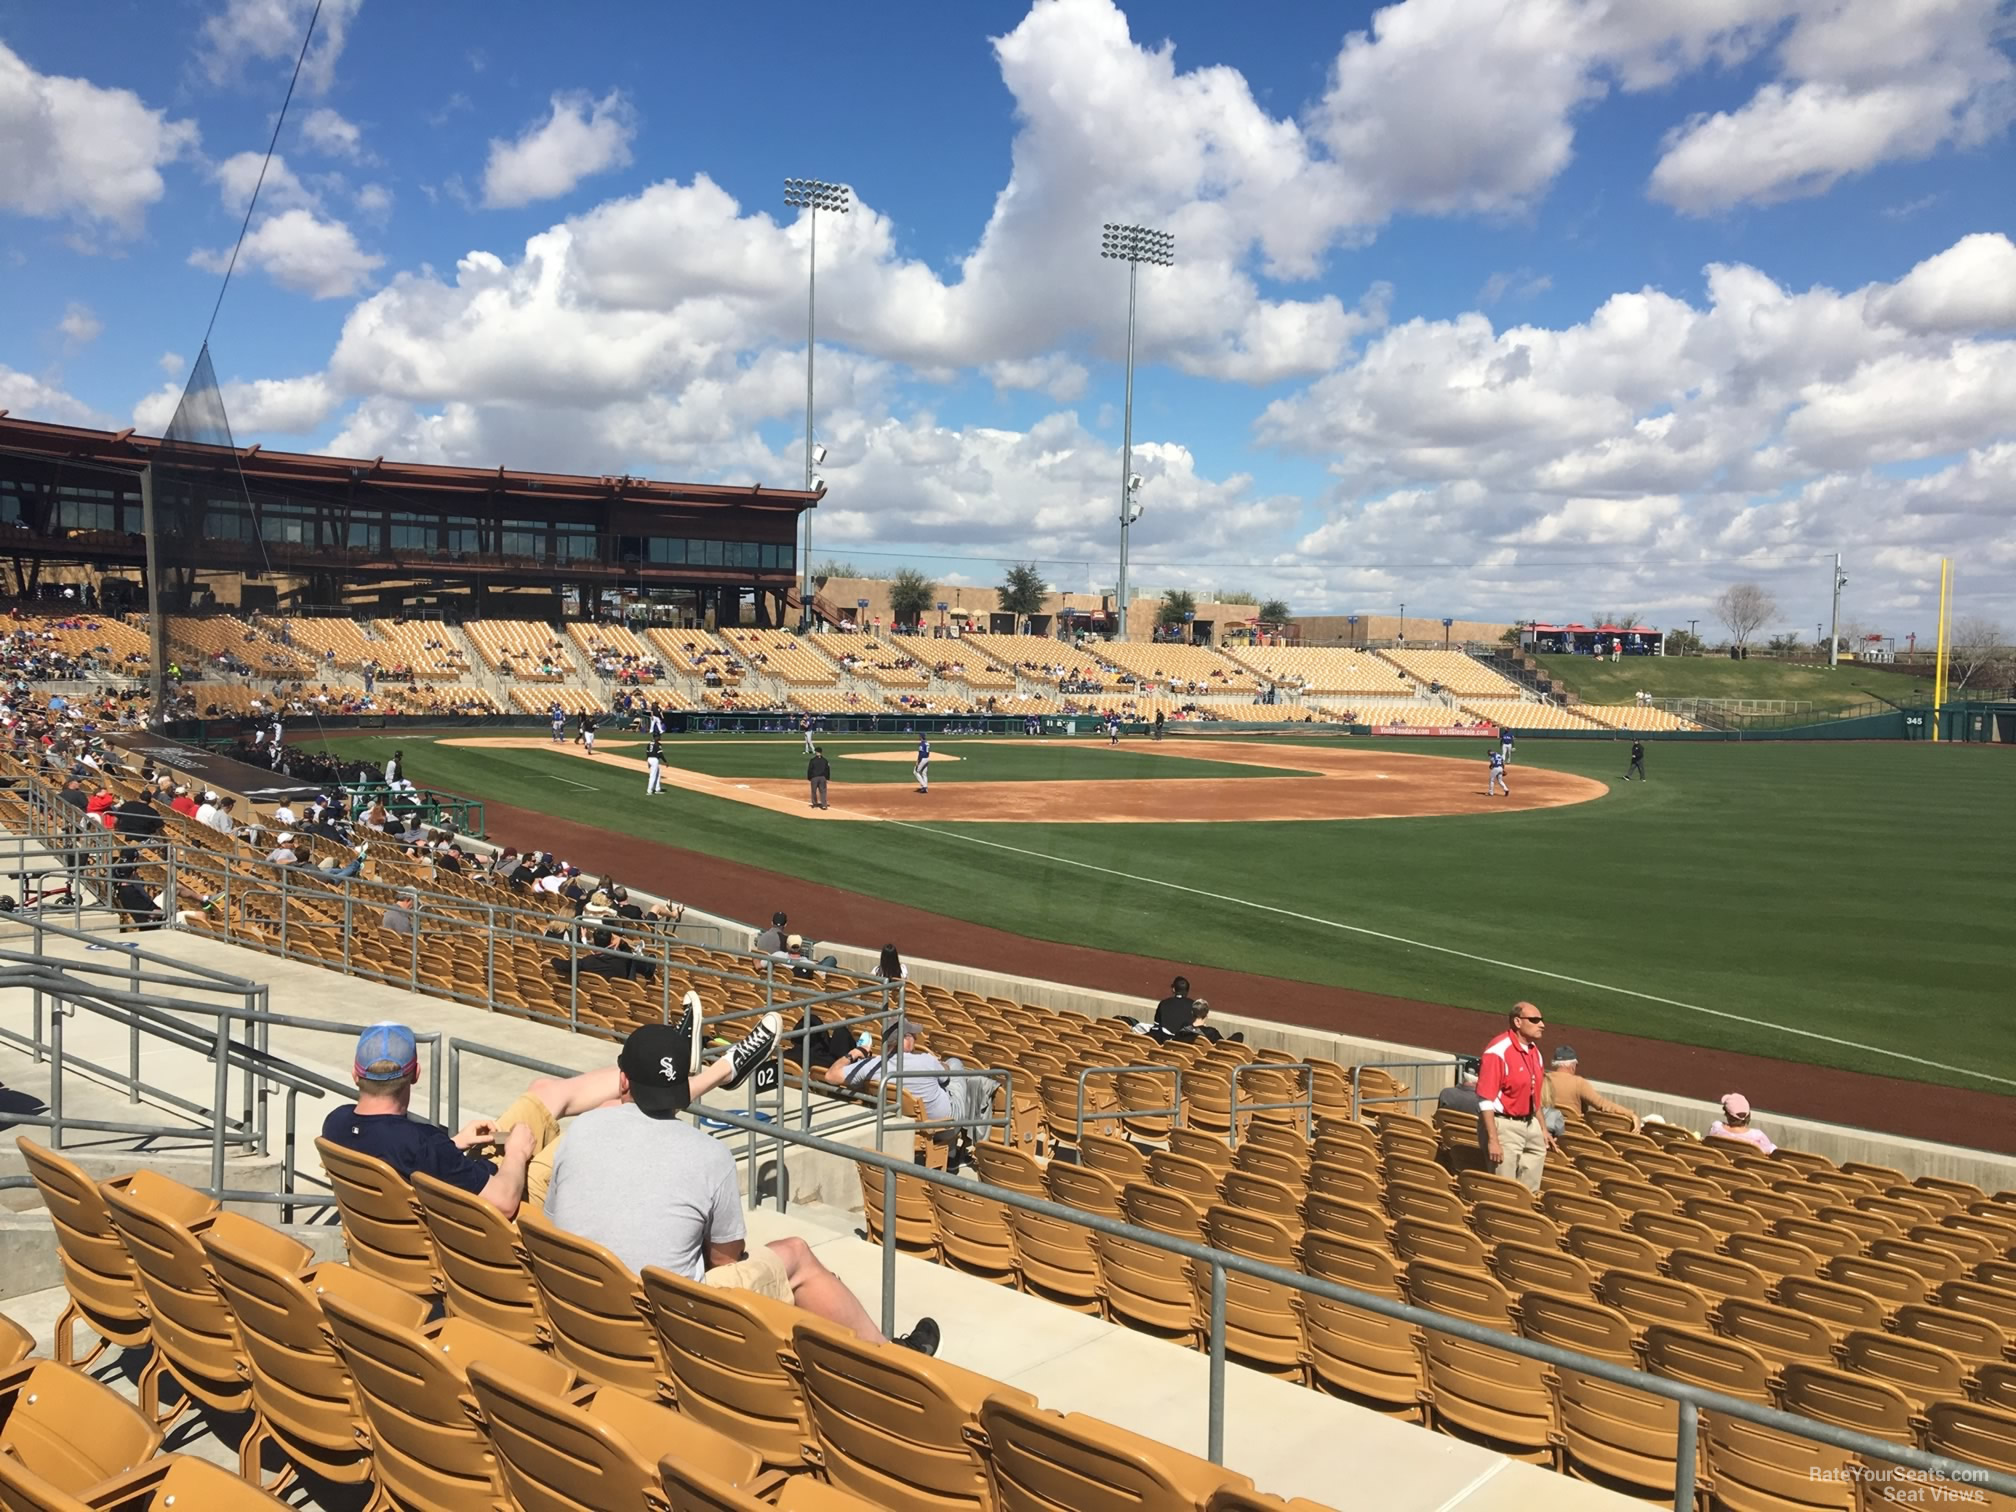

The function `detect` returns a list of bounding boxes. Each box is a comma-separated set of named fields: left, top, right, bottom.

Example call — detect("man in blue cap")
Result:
left=323, top=996, right=780, bottom=1216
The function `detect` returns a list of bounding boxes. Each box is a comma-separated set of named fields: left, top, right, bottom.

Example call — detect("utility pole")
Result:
left=1828, top=552, right=1846, bottom=668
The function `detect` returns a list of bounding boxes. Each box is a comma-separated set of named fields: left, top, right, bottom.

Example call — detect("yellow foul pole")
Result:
left=1932, top=557, right=1950, bottom=742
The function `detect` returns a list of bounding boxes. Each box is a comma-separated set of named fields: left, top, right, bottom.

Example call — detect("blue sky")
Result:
left=4, top=0, right=2014, bottom=640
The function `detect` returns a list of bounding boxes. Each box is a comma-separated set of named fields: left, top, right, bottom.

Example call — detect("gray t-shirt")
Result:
left=846, top=1049, right=952, bottom=1122
left=543, top=1103, right=745, bottom=1280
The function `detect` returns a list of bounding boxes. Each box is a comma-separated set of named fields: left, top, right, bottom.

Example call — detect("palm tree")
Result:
left=1258, top=598, right=1291, bottom=624
left=998, top=563, right=1047, bottom=634
left=1156, top=588, right=1196, bottom=625
left=888, top=568, right=937, bottom=631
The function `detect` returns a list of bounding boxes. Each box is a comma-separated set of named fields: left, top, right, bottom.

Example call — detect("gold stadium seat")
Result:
left=1002, top=1204, right=1105, bottom=1315
left=1663, top=1246, right=1772, bottom=1304
left=1046, top=1162, right=1124, bottom=1218
left=970, top=1142, right=1046, bottom=1195
left=1539, top=1190, right=1626, bottom=1231
left=1702, top=1407, right=1861, bottom=1512
left=1596, top=1271, right=1715, bottom=1334
left=1870, top=1236, right=1970, bottom=1285
left=1385, top=1181, right=1466, bottom=1230
left=1940, top=1278, right=2016, bottom=1337
left=0, top=1359, right=161, bottom=1497
left=410, top=1169, right=546, bottom=1344
left=786, top=1317, right=1032, bottom=1512
left=1383, top=1153, right=1452, bottom=1193
left=15, top=1136, right=211, bottom=1368
left=1095, top=1230, right=1203, bottom=1345
left=1204, top=1491, right=1343, bottom=1512
left=1779, top=1362, right=1916, bottom=1448
left=101, top=1178, right=287, bottom=1425
left=1625, top=1209, right=1717, bottom=1260
left=1197, top=1208, right=1307, bottom=1382
left=1404, top=1260, right=1515, bottom=1329
left=1297, top=1234, right=1426, bottom=1420
left=1418, top=1323, right=1557, bottom=1462
left=1775, top=1274, right=1889, bottom=1340
left=468, top=1355, right=781, bottom=1512
left=1563, top=1224, right=1663, bottom=1277
left=1122, top=1183, right=1206, bottom=1241
left=1167, top=1129, right=1235, bottom=1170
left=0, top=1451, right=298, bottom=1511
left=659, top=1459, right=882, bottom=1512
left=202, top=1223, right=428, bottom=1493
left=638, top=1265, right=811, bottom=1473
left=1838, top=1330, right=1971, bottom=1411
left=1824, top=1252, right=1930, bottom=1313
left=1713, top=1297, right=1838, bottom=1370
left=1218, top=1171, right=1304, bottom=1231
left=322, top=1288, right=574, bottom=1512
left=1233, top=1142, right=1309, bottom=1189
left=1080, top=1133, right=1150, bottom=1183
left=1639, top=1325, right=1772, bottom=1403
left=1922, top=1403, right=2016, bottom=1512
left=1302, top=1194, right=1388, bottom=1247
left=925, top=1181, right=1019, bottom=1286
left=1467, top=1200, right=1560, bottom=1253
left=1977, top=1364, right=2016, bottom=1412
left=0, top=1311, right=32, bottom=1370
left=980, top=1396, right=1251, bottom=1511
left=516, top=1207, right=665, bottom=1396
left=1305, top=1161, right=1380, bottom=1209
left=1391, top=1218, right=1489, bottom=1271
left=314, top=1136, right=440, bottom=1297
left=858, top=1161, right=940, bottom=1255
left=1519, top=1291, right=1681, bottom=1498
left=1490, top=1242, right=1594, bottom=1301
left=1455, top=1169, right=1534, bottom=1210
left=1893, top=1302, right=2008, bottom=1365
left=1146, top=1150, right=1223, bottom=1204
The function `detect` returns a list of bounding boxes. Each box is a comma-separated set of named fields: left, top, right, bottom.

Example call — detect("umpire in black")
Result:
left=1624, top=739, right=1647, bottom=781
left=807, top=746, right=832, bottom=810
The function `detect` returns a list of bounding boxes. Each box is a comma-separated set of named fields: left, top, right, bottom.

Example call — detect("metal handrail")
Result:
left=1074, top=1064, right=1183, bottom=1145
left=1347, top=1055, right=1468, bottom=1119
left=1227, top=1061, right=1313, bottom=1146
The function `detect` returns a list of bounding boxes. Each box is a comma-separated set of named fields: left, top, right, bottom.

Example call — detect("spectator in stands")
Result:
left=545, top=1022, right=934, bottom=1351
left=85, top=787, right=119, bottom=830
left=1544, top=1045, right=1638, bottom=1135
left=169, top=784, right=197, bottom=817
left=111, top=789, right=162, bottom=838
left=753, top=911, right=788, bottom=954
left=56, top=777, right=87, bottom=813
left=1152, top=975, right=1197, bottom=1036
left=1706, top=1093, right=1776, bottom=1153
left=382, top=888, right=418, bottom=935
left=823, top=1022, right=984, bottom=1158
left=265, top=832, right=300, bottom=866
left=876, top=943, right=907, bottom=982
left=1477, top=1002, right=1554, bottom=1191
left=1437, top=1057, right=1483, bottom=1114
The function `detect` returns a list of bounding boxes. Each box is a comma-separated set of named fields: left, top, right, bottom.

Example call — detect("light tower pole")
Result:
left=1828, top=552, right=1847, bottom=669
left=784, top=177, right=849, bottom=628
left=1100, top=222, right=1174, bottom=640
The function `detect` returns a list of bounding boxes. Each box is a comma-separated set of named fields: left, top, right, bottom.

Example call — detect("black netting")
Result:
left=150, top=344, right=238, bottom=681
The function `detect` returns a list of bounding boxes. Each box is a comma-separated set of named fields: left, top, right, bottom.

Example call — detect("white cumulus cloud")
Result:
left=58, top=302, right=102, bottom=346
left=190, top=207, right=383, bottom=298
left=300, top=105, right=365, bottom=159
left=196, top=0, right=362, bottom=96
left=480, top=90, right=638, bottom=209
left=0, top=40, right=198, bottom=234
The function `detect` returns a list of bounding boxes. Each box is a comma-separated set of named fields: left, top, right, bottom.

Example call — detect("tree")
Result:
left=1948, top=616, right=2009, bottom=688
left=1258, top=598, right=1292, bottom=624
left=1765, top=631, right=1802, bottom=653
left=1592, top=609, right=1642, bottom=629
left=997, top=563, right=1047, bottom=632
left=1665, top=628, right=1704, bottom=655
left=813, top=559, right=871, bottom=585
left=887, top=569, right=937, bottom=629
left=1713, top=583, right=1777, bottom=649
left=1216, top=589, right=1257, bottom=605
left=1157, top=589, right=1197, bottom=626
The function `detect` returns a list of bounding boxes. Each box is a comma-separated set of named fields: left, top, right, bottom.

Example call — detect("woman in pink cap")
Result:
left=1707, top=1092, right=1776, bottom=1153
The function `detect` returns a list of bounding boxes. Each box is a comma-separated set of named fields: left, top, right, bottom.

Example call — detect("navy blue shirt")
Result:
left=320, top=1104, right=495, bottom=1194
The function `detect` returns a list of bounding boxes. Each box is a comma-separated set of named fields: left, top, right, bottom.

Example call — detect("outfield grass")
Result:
left=1537, top=654, right=1939, bottom=713
left=594, top=736, right=1316, bottom=784
left=314, top=732, right=2016, bottom=1091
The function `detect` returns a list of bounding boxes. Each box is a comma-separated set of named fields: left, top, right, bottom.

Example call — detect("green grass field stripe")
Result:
left=878, top=817, right=2016, bottom=1092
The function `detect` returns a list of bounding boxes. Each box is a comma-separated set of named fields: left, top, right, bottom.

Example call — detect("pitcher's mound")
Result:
left=839, top=750, right=963, bottom=763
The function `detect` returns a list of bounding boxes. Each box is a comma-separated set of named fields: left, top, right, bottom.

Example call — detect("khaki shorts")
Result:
left=495, top=1093, right=564, bottom=1209
left=703, top=1245, right=793, bottom=1303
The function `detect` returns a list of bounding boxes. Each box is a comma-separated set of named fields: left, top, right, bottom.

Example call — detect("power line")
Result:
left=810, top=543, right=1841, bottom=574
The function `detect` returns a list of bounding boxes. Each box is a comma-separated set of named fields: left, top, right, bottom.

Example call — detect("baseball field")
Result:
left=304, top=727, right=2016, bottom=1118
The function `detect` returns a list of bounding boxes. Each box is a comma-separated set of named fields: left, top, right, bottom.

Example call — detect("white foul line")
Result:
left=881, top=819, right=2016, bottom=1092
left=548, top=774, right=597, bottom=791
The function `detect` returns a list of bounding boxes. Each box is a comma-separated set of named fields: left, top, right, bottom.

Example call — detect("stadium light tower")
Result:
left=1101, top=222, right=1174, bottom=640
left=784, top=177, right=849, bottom=627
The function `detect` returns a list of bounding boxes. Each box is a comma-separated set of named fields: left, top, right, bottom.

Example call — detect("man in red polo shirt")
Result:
left=1477, top=1001, right=1553, bottom=1190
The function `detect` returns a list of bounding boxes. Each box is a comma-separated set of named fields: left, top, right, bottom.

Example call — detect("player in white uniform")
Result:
left=801, top=713, right=816, bottom=754
left=1487, top=747, right=1510, bottom=797
left=645, top=736, right=663, bottom=794
left=913, top=735, right=930, bottom=794
left=579, top=713, right=597, bottom=752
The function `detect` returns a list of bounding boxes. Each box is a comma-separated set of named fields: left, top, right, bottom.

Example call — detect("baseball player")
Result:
left=913, top=734, right=931, bottom=794
left=647, top=704, right=665, bottom=738
left=645, top=734, right=664, bottom=794
left=801, top=713, right=816, bottom=755
left=1106, top=712, right=1121, bottom=746
left=579, top=711, right=597, bottom=753
left=1624, top=738, right=1646, bottom=781
left=550, top=703, right=565, bottom=743
left=1499, top=727, right=1516, bottom=765
left=1487, top=745, right=1510, bottom=797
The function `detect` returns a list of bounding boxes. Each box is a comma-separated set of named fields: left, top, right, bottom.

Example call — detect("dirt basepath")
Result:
left=472, top=796, right=2014, bottom=1155
left=442, top=736, right=1604, bottom=823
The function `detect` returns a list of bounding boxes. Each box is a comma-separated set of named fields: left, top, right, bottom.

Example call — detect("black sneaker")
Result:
left=719, top=1012, right=781, bottom=1091
left=894, top=1317, right=940, bottom=1356
left=671, top=989, right=703, bottom=1075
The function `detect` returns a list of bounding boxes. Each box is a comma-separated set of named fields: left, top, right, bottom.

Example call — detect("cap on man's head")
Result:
left=618, top=1024, right=691, bottom=1118
left=354, top=1023, right=419, bottom=1082
left=1551, top=1045, right=1578, bottom=1066
left=786, top=934, right=804, bottom=949
left=772, top=911, right=788, bottom=927
left=1721, top=1092, right=1751, bottom=1121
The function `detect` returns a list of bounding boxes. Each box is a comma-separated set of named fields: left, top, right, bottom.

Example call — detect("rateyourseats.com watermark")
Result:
left=1811, top=1465, right=1992, bottom=1503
